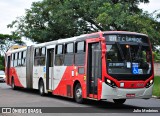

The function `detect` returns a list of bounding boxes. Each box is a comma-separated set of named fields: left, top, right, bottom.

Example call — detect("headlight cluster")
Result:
left=145, top=79, right=154, bottom=88
left=105, top=78, right=117, bottom=88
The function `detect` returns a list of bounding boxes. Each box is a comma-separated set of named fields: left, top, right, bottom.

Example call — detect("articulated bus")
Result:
left=5, top=31, right=154, bottom=104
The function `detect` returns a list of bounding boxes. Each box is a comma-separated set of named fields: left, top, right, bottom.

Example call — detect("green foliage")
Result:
left=153, top=76, right=160, bottom=97
left=0, top=33, right=23, bottom=55
left=7, top=0, right=160, bottom=45
left=153, top=51, right=160, bottom=62
left=0, top=56, right=4, bottom=70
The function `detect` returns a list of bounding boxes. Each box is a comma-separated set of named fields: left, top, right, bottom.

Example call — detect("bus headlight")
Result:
left=145, top=79, right=154, bottom=88
left=105, top=78, right=117, bottom=88
left=150, top=79, right=153, bottom=84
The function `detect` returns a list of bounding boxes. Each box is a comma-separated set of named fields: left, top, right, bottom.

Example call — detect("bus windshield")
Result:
left=105, top=34, right=152, bottom=75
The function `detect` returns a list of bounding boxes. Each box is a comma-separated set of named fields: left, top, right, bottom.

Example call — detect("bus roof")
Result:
left=103, top=31, right=148, bottom=37
left=6, top=31, right=148, bottom=54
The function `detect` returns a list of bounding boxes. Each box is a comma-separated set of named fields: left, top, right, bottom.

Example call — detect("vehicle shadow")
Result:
left=10, top=87, right=143, bottom=112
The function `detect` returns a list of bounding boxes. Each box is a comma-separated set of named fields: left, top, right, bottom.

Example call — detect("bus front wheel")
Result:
left=74, top=83, right=83, bottom=103
left=113, top=99, right=126, bottom=104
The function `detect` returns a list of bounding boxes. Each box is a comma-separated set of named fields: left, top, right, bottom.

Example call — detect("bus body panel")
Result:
left=15, top=67, right=26, bottom=88
left=33, top=66, right=46, bottom=89
left=52, top=66, right=86, bottom=98
left=10, top=67, right=24, bottom=88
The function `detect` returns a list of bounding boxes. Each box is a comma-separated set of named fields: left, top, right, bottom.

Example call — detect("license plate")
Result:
left=126, top=94, right=135, bottom=98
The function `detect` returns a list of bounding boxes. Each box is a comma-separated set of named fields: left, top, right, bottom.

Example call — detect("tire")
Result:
left=113, top=99, right=126, bottom=105
left=74, top=83, right=83, bottom=103
left=39, top=80, right=45, bottom=96
left=11, top=78, right=16, bottom=90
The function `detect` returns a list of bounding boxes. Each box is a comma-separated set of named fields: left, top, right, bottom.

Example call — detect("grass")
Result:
left=153, top=76, right=160, bottom=97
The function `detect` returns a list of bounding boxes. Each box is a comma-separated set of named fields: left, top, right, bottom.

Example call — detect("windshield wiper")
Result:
left=116, top=42, right=125, bottom=61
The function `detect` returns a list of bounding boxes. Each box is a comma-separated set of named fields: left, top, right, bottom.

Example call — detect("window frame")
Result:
left=63, top=42, right=74, bottom=66
left=74, top=41, right=86, bottom=66
left=75, top=41, right=86, bottom=53
left=56, top=44, right=64, bottom=55
left=65, top=42, right=74, bottom=54
left=55, top=44, right=64, bottom=66
left=34, top=47, right=46, bottom=66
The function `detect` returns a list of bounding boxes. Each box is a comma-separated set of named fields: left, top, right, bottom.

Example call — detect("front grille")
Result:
left=109, top=74, right=152, bottom=81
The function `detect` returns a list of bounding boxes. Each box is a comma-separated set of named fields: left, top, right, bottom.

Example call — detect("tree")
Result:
left=7, top=0, right=160, bottom=46
left=0, top=34, right=23, bottom=55
left=0, top=33, right=24, bottom=70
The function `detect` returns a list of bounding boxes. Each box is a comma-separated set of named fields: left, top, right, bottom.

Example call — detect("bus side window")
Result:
left=64, top=43, right=74, bottom=66
left=11, top=54, right=14, bottom=67
left=34, top=47, right=46, bottom=66
left=14, top=53, right=18, bottom=67
left=34, top=48, right=40, bottom=66
left=75, top=41, right=86, bottom=66
left=40, top=47, right=46, bottom=66
left=22, top=51, right=26, bottom=66
left=18, top=52, right=22, bottom=66
left=55, top=44, right=64, bottom=66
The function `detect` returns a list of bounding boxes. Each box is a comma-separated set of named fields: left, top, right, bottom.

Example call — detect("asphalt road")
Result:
left=0, top=82, right=160, bottom=116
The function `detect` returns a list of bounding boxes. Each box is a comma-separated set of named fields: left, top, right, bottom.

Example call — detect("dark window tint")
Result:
left=75, top=53, right=85, bottom=66
left=55, top=55, right=63, bottom=65
left=64, top=43, right=74, bottom=66
left=35, top=48, right=40, bottom=56
left=55, top=45, right=64, bottom=66
left=64, top=54, right=74, bottom=66
left=34, top=48, right=46, bottom=66
left=22, top=51, right=26, bottom=66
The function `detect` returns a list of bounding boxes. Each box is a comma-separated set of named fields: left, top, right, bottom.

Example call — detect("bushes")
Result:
left=153, top=51, right=160, bottom=62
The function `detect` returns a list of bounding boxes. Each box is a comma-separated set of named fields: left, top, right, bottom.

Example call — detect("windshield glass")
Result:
left=105, top=34, right=152, bottom=75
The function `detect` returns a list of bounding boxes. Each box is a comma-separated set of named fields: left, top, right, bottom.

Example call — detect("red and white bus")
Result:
left=5, top=31, right=154, bottom=104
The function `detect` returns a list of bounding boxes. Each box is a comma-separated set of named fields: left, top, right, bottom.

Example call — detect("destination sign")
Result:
left=105, top=35, right=148, bottom=43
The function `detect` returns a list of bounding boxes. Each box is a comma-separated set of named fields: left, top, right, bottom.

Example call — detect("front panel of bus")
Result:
left=101, top=34, right=154, bottom=99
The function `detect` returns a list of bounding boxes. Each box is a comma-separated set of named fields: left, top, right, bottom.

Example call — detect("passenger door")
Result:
left=87, top=40, right=102, bottom=99
left=46, top=48, right=54, bottom=91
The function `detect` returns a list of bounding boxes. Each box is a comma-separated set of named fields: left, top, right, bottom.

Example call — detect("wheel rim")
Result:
left=12, top=80, right=14, bottom=88
left=40, top=83, right=44, bottom=94
left=76, top=88, right=82, bottom=98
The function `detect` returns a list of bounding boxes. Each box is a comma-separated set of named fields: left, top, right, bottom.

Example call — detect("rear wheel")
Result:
left=113, top=99, right=126, bottom=104
left=11, top=78, right=16, bottom=90
left=74, top=83, right=83, bottom=103
left=39, top=80, right=45, bottom=96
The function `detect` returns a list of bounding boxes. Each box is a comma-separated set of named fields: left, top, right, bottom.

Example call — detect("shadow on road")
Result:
left=10, top=86, right=142, bottom=110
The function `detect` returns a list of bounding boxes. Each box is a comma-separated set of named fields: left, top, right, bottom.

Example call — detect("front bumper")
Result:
left=101, top=82, right=153, bottom=100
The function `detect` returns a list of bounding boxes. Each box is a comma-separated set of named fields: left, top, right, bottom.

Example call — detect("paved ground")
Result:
left=0, top=82, right=160, bottom=116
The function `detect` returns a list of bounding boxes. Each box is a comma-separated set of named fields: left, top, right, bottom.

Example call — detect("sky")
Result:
left=0, top=0, right=159, bottom=44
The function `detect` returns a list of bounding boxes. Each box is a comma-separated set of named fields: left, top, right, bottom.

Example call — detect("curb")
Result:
left=152, top=95, right=160, bottom=99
